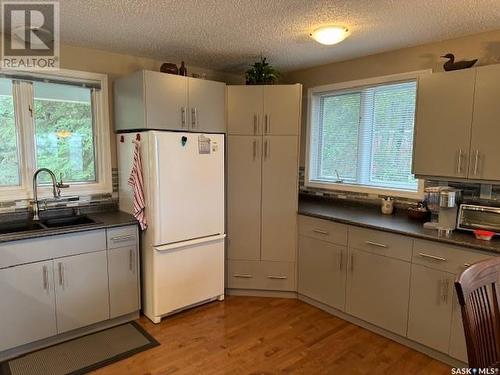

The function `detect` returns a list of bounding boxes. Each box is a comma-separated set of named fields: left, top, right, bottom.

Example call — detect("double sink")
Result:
left=0, top=215, right=97, bottom=236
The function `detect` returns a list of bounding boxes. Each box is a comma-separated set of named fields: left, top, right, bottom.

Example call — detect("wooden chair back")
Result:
left=455, top=257, right=500, bottom=369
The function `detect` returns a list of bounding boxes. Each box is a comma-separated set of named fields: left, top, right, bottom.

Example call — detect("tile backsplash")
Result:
left=299, top=167, right=500, bottom=208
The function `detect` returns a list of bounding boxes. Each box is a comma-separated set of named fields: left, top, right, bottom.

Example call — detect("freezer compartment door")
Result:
left=153, top=237, right=224, bottom=317
left=151, top=132, right=225, bottom=245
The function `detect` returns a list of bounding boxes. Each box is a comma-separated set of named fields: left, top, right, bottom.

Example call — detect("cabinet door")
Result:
left=108, top=246, right=140, bottom=319
left=144, top=70, right=188, bottom=131
left=263, top=85, right=301, bottom=135
left=0, top=261, right=57, bottom=351
left=55, top=251, right=109, bottom=333
left=298, top=236, right=346, bottom=310
left=227, top=135, right=262, bottom=260
left=449, top=288, right=468, bottom=363
left=227, top=85, right=263, bottom=135
left=413, top=70, right=475, bottom=178
left=407, top=264, right=454, bottom=353
left=261, top=136, right=298, bottom=262
left=346, top=249, right=411, bottom=336
left=468, top=64, right=500, bottom=180
left=188, top=77, right=226, bottom=133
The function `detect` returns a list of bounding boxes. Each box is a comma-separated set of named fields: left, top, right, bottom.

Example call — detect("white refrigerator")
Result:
left=117, top=131, right=225, bottom=323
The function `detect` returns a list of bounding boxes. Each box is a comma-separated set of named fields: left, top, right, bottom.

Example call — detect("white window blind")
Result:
left=309, top=80, right=418, bottom=192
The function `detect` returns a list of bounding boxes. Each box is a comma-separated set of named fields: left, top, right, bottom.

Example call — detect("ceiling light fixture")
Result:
left=310, top=26, right=349, bottom=45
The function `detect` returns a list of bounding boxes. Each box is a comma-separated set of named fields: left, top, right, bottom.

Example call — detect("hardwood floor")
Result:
left=94, top=296, right=451, bottom=375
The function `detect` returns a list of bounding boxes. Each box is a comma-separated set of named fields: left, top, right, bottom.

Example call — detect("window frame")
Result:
left=305, top=70, right=431, bottom=199
left=0, top=69, right=112, bottom=201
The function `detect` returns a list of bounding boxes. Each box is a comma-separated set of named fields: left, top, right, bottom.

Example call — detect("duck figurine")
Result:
left=441, top=53, right=478, bottom=71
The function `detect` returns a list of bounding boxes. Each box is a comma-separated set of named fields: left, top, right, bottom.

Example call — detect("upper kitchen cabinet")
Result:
left=413, top=69, right=475, bottom=179
left=227, top=86, right=264, bottom=135
left=114, top=70, right=226, bottom=133
left=188, top=77, right=226, bottom=133
left=263, top=85, right=302, bottom=135
left=227, top=84, right=302, bottom=136
left=468, top=64, right=500, bottom=181
left=413, top=63, right=500, bottom=181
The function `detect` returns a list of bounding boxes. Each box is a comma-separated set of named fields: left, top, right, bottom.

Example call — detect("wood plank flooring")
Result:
left=94, top=296, right=451, bottom=375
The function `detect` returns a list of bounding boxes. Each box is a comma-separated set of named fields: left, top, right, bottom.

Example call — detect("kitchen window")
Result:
left=306, top=71, right=429, bottom=198
left=0, top=70, right=111, bottom=200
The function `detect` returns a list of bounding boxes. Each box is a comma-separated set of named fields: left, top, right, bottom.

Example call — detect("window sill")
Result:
left=305, top=180, right=424, bottom=200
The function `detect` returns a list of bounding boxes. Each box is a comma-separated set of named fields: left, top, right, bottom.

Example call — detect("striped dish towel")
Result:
left=128, top=139, right=148, bottom=230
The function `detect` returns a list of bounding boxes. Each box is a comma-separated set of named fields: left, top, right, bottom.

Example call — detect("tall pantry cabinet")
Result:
left=226, top=84, right=302, bottom=292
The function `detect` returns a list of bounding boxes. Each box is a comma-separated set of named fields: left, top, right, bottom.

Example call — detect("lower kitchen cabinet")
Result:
left=298, top=235, right=346, bottom=310
left=0, top=260, right=57, bottom=351
left=346, top=248, right=411, bottom=336
left=55, top=251, right=110, bottom=333
left=227, top=260, right=295, bottom=291
left=108, top=246, right=140, bottom=318
left=407, top=264, right=454, bottom=353
left=0, top=224, right=140, bottom=354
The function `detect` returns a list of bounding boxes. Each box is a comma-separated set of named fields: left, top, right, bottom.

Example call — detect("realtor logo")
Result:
left=1, top=1, right=60, bottom=70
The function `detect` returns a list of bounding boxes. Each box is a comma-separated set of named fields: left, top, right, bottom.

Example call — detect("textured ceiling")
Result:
left=58, top=0, right=500, bottom=73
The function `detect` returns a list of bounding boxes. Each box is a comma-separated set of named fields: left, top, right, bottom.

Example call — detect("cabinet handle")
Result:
left=312, top=229, right=329, bottom=235
left=58, top=262, right=64, bottom=287
left=268, top=275, right=287, bottom=280
left=365, top=240, right=388, bottom=248
left=440, top=279, right=450, bottom=304
left=264, top=139, right=268, bottom=160
left=191, top=108, right=197, bottom=129
left=457, top=149, right=463, bottom=174
left=129, top=249, right=134, bottom=272
left=264, top=114, right=269, bottom=134
left=233, top=273, right=253, bottom=278
left=181, top=107, right=186, bottom=128
left=110, top=234, right=135, bottom=243
left=473, top=150, right=479, bottom=175
left=418, top=252, right=447, bottom=262
left=42, top=265, right=49, bottom=292
left=463, top=263, right=471, bottom=268
left=253, top=139, right=257, bottom=161
left=253, top=114, right=258, bottom=135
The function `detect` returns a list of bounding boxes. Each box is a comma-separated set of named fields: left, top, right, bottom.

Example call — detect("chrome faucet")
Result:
left=32, top=168, right=69, bottom=221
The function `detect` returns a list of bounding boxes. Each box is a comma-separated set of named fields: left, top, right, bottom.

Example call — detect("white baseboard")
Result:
left=226, top=288, right=297, bottom=299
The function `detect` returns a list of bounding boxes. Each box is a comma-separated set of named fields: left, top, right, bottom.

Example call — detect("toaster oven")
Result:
left=457, top=204, right=500, bottom=234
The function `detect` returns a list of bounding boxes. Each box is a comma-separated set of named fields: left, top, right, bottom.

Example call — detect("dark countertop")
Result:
left=298, top=195, right=500, bottom=255
left=0, top=210, right=138, bottom=243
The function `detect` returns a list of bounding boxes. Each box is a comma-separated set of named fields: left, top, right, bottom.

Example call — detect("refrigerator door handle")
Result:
left=155, top=234, right=226, bottom=253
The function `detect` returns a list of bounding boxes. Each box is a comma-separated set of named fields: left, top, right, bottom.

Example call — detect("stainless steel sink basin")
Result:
left=41, top=215, right=96, bottom=228
left=0, top=221, right=46, bottom=235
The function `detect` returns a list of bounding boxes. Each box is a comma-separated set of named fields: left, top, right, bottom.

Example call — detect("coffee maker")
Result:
left=424, top=187, right=461, bottom=235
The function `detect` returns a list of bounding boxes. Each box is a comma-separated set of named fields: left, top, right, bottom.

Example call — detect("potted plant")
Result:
left=245, top=57, right=280, bottom=85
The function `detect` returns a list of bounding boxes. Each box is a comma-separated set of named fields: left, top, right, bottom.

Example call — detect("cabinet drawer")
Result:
left=227, top=260, right=262, bottom=289
left=348, top=227, right=412, bottom=261
left=412, top=239, right=494, bottom=274
left=0, top=230, right=107, bottom=269
left=261, top=261, right=296, bottom=291
left=298, top=215, right=348, bottom=246
left=107, top=225, right=138, bottom=249
left=227, top=260, right=295, bottom=291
